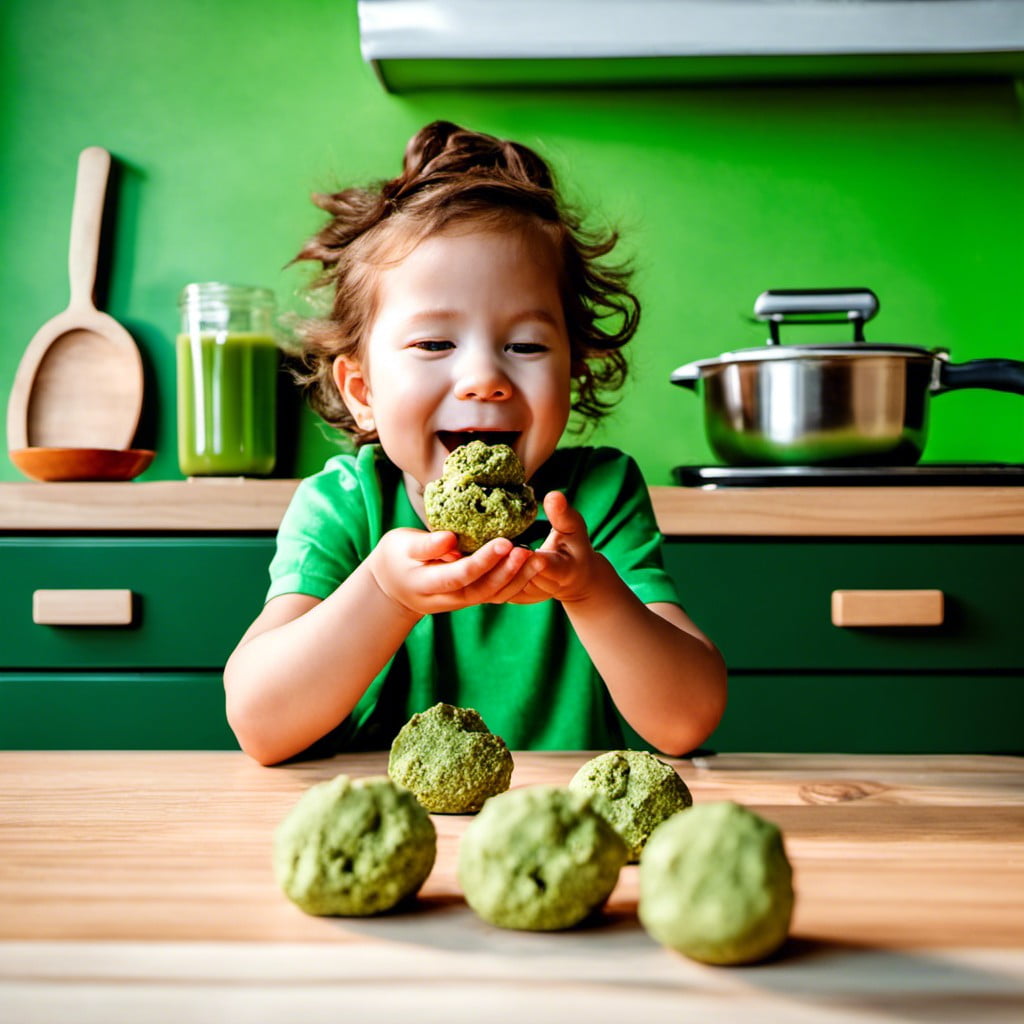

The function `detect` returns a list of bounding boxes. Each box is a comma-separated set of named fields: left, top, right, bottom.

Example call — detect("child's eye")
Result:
left=506, top=342, right=548, bottom=355
left=412, top=340, right=454, bottom=352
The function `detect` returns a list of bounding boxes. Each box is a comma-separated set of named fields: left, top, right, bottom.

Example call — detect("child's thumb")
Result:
left=543, top=490, right=582, bottom=535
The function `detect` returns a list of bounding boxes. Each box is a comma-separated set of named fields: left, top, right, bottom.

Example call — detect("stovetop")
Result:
left=673, top=463, right=1024, bottom=487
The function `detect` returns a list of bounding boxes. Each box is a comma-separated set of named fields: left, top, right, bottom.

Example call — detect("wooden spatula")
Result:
left=6, top=146, right=144, bottom=451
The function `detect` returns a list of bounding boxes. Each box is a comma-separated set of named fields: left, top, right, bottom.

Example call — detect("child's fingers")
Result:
left=478, top=549, right=545, bottom=604
left=462, top=543, right=536, bottom=600
left=420, top=537, right=515, bottom=593
left=442, top=541, right=542, bottom=604
left=542, top=490, right=586, bottom=540
left=504, top=576, right=552, bottom=605
left=405, top=529, right=460, bottom=563
left=523, top=548, right=572, bottom=588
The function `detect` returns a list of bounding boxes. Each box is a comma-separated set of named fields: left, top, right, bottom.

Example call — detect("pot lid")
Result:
left=671, top=342, right=942, bottom=384
left=673, top=287, right=947, bottom=384
left=700, top=341, right=937, bottom=364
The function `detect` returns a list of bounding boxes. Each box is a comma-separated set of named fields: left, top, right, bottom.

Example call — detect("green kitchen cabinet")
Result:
left=0, top=537, right=276, bottom=750
left=663, top=538, right=1024, bottom=755
left=0, top=538, right=276, bottom=669
left=1, top=531, right=1020, bottom=754
left=0, top=672, right=237, bottom=750
left=701, top=674, right=1024, bottom=755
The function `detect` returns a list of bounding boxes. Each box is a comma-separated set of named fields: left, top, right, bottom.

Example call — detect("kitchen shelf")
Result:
left=2, top=479, right=1023, bottom=535
left=357, top=0, right=1024, bottom=90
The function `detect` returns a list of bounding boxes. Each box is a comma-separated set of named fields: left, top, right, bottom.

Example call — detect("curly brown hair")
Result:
left=290, top=120, right=640, bottom=445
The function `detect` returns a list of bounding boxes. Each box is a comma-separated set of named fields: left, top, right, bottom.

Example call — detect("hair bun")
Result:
left=392, top=121, right=554, bottom=199
left=401, top=120, right=463, bottom=177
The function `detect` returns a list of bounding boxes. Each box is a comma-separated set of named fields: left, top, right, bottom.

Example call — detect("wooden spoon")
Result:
left=6, top=147, right=144, bottom=451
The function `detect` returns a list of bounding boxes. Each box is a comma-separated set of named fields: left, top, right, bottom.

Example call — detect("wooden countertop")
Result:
left=1, top=751, right=1022, bottom=1021
left=2, top=478, right=1024, bottom=534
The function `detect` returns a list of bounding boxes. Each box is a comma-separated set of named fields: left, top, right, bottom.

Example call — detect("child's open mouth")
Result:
left=437, top=430, right=520, bottom=453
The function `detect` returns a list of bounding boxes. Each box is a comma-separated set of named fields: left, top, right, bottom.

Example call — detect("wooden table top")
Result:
left=2, top=750, right=1023, bottom=1022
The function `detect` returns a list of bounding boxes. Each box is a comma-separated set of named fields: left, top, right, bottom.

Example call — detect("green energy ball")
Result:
left=638, top=801, right=795, bottom=965
left=441, top=441, right=526, bottom=486
left=457, top=786, right=628, bottom=931
left=424, top=440, right=537, bottom=553
left=273, top=774, right=436, bottom=917
left=569, top=750, right=693, bottom=862
left=388, top=702, right=513, bottom=814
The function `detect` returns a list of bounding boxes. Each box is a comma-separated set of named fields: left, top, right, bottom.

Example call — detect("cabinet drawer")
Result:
left=705, top=672, right=1024, bottom=754
left=0, top=538, right=276, bottom=669
left=0, top=672, right=239, bottom=749
left=664, top=539, right=1024, bottom=671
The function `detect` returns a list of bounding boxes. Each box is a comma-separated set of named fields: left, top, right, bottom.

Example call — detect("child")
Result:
left=224, top=121, right=727, bottom=766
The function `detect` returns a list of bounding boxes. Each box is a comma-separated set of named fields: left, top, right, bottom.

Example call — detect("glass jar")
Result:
left=176, top=282, right=278, bottom=476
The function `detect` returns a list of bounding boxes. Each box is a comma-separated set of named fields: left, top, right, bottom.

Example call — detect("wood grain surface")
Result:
left=1, top=750, right=1022, bottom=945
left=2, top=480, right=1023, bottom=534
left=1, top=750, right=1022, bottom=1023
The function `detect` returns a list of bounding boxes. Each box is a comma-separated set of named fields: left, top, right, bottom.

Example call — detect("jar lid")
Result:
left=178, top=282, right=275, bottom=310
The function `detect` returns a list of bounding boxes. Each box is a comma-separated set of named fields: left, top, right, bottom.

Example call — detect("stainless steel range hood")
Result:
left=357, top=0, right=1024, bottom=91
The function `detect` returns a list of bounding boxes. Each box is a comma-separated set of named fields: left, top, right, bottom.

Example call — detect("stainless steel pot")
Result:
left=670, top=288, right=1024, bottom=467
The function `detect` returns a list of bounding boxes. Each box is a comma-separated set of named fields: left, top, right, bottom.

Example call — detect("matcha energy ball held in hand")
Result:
left=424, top=440, right=537, bottom=553
left=458, top=786, right=628, bottom=931
left=569, top=749, right=693, bottom=861
left=388, top=702, right=513, bottom=813
left=639, top=801, right=795, bottom=965
left=273, top=774, right=436, bottom=916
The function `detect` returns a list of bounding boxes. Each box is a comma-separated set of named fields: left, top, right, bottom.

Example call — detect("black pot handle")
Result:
left=936, top=358, right=1024, bottom=396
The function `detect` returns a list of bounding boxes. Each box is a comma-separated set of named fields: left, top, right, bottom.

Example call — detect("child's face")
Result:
left=335, top=224, right=573, bottom=512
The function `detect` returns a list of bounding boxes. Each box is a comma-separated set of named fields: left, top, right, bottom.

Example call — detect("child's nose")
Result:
left=454, top=355, right=512, bottom=401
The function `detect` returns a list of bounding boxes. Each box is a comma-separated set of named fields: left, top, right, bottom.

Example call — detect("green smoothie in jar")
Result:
left=177, top=284, right=278, bottom=476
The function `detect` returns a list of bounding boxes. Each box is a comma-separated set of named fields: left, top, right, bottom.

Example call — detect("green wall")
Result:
left=3, top=0, right=1023, bottom=485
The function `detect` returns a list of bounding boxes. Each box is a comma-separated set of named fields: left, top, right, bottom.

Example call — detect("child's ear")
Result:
left=332, top=357, right=375, bottom=432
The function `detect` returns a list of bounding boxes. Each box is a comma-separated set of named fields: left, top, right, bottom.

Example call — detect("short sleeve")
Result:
left=265, top=450, right=380, bottom=602
left=573, top=448, right=682, bottom=608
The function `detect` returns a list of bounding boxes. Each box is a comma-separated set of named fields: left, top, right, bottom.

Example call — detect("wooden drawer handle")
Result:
left=831, top=589, right=944, bottom=628
left=33, top=589, right=134, bottom=626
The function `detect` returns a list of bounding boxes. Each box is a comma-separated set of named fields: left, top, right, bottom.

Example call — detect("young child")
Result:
left=224, top=121, right=727, bottom=766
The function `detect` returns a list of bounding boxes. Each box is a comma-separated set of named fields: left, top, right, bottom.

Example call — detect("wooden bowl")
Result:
left=9, top=447, right=155, bottom=482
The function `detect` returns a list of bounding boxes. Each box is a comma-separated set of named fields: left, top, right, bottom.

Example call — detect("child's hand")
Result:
left=368, top=528, right=541, bottom=617
left=511, top=491, right=604, bottom=606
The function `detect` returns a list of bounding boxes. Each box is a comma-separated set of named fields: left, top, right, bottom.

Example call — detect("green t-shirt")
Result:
left=267, top=444, right=681, bottom=753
